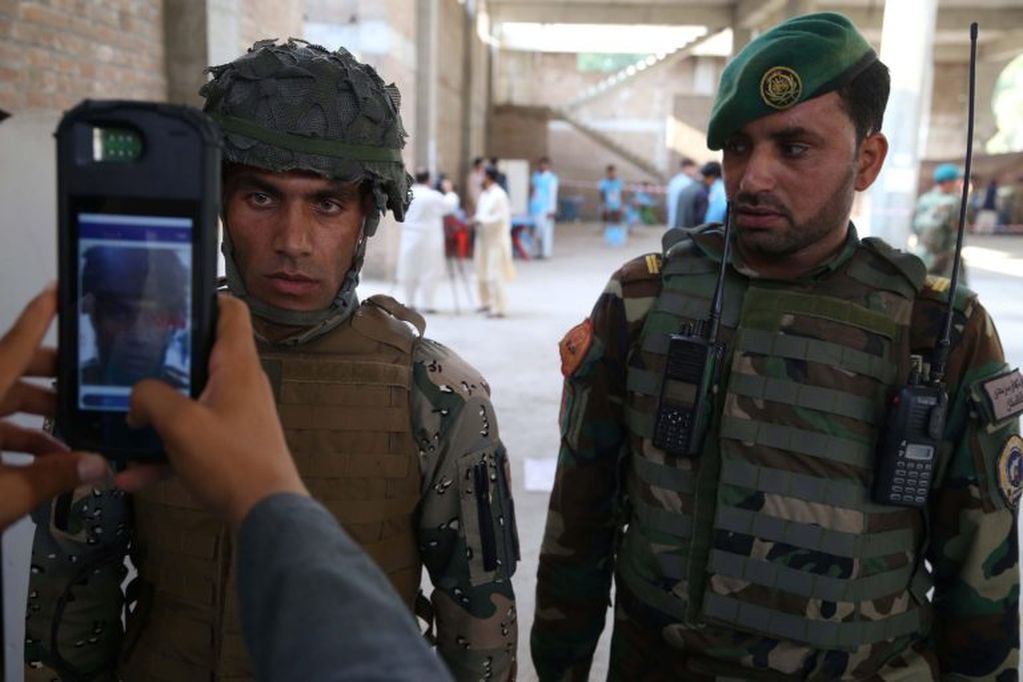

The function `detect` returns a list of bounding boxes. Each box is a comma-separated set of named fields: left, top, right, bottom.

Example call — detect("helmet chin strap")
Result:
left=222, top=211, right=380, bottom=346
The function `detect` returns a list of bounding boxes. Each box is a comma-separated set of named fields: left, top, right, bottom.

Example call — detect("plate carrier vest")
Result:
left=619, top=231, right=933, bottom=654
left=120, top=296, right=422, bottom=681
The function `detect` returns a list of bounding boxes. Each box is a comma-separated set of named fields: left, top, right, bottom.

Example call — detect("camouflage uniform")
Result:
left=532, top=224, right=1020, bottom=680
left=26, top=40, right=518, bottom=682
left=913, top=187, right=966, bottom=282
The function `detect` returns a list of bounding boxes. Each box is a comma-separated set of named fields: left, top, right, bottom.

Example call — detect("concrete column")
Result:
left=415, top=0, right=439, bottom=174
left=868, top=0, right=938, bottom=245
left=459, top=0, right=476, bottom=186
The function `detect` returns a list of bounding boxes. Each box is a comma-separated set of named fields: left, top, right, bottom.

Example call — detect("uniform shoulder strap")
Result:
left=364, top=294, right=426, bottom=336
left=860, top=237, right=927, bottom=293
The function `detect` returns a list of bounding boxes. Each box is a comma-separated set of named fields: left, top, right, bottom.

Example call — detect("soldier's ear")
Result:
left=854, top=131, right=888, bottom=192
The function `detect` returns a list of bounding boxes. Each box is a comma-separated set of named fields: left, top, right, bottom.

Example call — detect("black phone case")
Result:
left=56, top=100, right=221, bottom=461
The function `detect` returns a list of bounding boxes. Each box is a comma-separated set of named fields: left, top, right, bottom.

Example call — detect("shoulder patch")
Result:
left=997, top=435, right=1023, bottom=510
left=559, top=319, right=593, bottom=377
left=645, top=253, right=662, bottom=274
left=973, top=368, right=1023, bottom=426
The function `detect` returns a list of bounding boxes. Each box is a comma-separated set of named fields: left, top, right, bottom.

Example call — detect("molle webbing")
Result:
left=740, top=288, right=898, bottom=339
left=714, top=505, right=914, bottom=559
left=735, top=327, right=898, bottom=384
left=707, top=549, right=920, bottom=603
left=702, top=592, right=924, bottom=649
left=719, top=416, right=874, bottom=468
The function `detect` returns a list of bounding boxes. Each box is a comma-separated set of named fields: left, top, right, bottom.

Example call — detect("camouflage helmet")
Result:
left=200, top=38, right=413, bottom=234
left=82, top=246, right=188, bottom=318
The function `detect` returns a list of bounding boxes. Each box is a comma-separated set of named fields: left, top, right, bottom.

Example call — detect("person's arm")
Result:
left=237, top=493, right=451, bottom=681
left=413, top=339, right=519, bottom=681
left=0, top=286, right=123, bottom=681
left=916, top=291, right=1020, bottom=679
left=531, top=258, right=651, bottom=681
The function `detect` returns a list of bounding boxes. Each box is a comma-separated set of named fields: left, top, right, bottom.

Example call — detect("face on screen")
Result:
left=77, top=213, right=192, bottom=411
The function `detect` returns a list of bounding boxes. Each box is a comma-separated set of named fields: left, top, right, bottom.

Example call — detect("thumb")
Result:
left=127, top=379, right=201, bottom=447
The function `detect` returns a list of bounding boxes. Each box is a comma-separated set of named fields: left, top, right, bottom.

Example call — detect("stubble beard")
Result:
left=736, top=163, right=858, bottom=260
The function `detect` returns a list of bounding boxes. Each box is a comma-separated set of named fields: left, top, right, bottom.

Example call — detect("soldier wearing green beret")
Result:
left=26, top=40, right=518, bottom=682
left=912, top=163, right=969, bottom=283
left=533, top=12, right=1020, bottom=680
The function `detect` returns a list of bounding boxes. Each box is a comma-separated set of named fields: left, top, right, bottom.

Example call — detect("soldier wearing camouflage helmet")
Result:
left=26, top=40, right=518, bottom=682
left=532, top=13, right=1019, bottom=680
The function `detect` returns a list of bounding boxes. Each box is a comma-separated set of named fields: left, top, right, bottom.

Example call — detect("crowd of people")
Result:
left=2, top=10, right=1020, bottom=682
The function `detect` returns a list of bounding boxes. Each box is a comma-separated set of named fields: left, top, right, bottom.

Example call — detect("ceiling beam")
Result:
left=486, top=2, right=732, bottom=26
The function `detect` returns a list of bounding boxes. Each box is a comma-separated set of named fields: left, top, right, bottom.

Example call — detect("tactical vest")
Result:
left=120, top=297, right=422, bottom=681
left=619, top=232, right=932, bottom=655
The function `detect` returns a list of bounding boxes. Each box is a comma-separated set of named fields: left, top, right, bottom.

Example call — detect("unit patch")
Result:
left=559, top=319, right=594, bottom=377
left=997, top=435, right=1023, bottom=509
left=759, top=66, right=802, bottom=109
left=974, top=368, right=1023, bottom=426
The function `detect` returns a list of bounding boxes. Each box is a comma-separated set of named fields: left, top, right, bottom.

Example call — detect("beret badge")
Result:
left=759, top=66, right=802, bottom=109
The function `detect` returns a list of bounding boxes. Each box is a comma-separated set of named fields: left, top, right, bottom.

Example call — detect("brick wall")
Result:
left=0, top=0, right=166, bottom=112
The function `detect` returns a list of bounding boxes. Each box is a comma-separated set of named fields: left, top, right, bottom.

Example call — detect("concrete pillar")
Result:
left=459, top=0, right=476, bottom=187
left=415, top=0, right=439, bottom=174
left=868, top=0, right=938, bottom=245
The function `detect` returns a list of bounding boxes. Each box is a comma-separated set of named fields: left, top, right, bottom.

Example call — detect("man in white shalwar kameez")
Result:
left=472, top=166, right=515, bottom=317
left=396, top=169, right=458, bottom=312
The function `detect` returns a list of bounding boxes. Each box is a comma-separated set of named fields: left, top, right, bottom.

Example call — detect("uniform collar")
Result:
left=688, top=221, right=861, bottom=281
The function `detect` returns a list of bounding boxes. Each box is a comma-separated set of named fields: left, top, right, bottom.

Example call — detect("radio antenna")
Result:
left=930, top=22, right=977, bottom=385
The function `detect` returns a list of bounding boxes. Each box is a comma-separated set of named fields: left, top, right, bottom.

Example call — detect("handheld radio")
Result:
left=871, top=23, right=979, bottom=507
left=652, top=208, right=734, bottom=456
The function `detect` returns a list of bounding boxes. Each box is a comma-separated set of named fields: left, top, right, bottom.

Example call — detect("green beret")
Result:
left=707, top=12, right=877, bottom=150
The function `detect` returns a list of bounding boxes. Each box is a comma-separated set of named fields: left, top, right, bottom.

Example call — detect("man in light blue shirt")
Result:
left=665, top=157, right=697, bottom=228
left=530, top=156, right=560, bottom=258
left=598, top=164, right=625, bottom=225
left=705, top=176, right=727, bottom=223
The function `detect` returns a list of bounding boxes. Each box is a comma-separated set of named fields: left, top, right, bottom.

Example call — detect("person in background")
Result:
left=598, top=164, right=624, bottom=227
left=488, top=155, right=509, bottom=194
left=464, top=156, right=485, bottom=216
left=397, top=168, right=459, bottom=313
left=472, top=166, right=515, bottom=318
left=665, top=157, right=697, bottom=228
left=912, top=162, right=967, bottom=283
left=673, top=160, right=721, bottom=228
left=529, top=156, right=559, bottom=259
left=705, top=172, right=728, bottom=223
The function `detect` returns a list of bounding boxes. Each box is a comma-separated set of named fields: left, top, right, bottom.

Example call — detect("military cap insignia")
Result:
left=997, top=435, right=1023, bottom=509
left=760, top=66, right=802, bottom=109
left=559, top=319, right=593, bottom=377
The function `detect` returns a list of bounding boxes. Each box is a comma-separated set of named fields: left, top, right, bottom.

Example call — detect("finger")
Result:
left=0, top=285, right=57, bottom=396
left=113, top=463, right=172, bottom=492
left=0, top=452, right=107, bottom=529
left=0, top=422, right=68, bottom=455
left=127, top=378, right=204, bottom=447
left=24, top=347, right=58, bottom=378
left=0, top=380, right=56, bottom=418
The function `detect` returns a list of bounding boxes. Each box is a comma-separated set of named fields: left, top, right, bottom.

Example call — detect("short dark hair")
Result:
left=836, top=59, right=890, bottom=143
left=539, top=156, right=550, bottom=165
left=680, top=157, right=696, bottom=168
left=484, top=166, right=500, bottom=181
left=415, top=168, right=431, bottom=184
left=473, top=156, right=484, bottom=167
